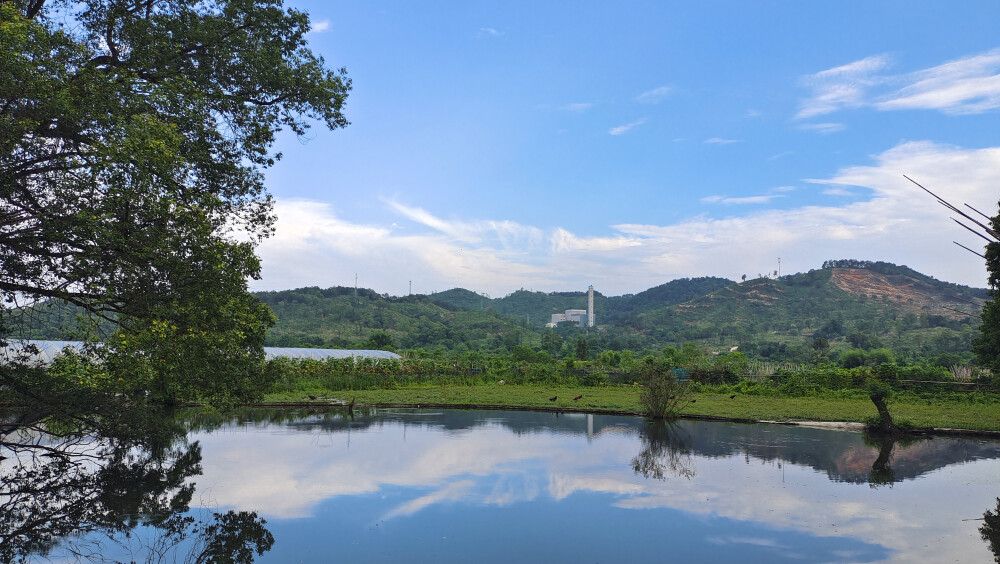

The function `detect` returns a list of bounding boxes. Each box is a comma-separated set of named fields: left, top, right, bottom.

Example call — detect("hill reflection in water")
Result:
left=183, top=408, right=1000, bottom=563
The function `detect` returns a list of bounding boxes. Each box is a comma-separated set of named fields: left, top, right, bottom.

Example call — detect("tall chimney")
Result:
left=587, top=285, right=595, bottom=327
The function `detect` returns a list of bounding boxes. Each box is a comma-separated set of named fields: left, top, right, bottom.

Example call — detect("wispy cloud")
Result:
left=705, top=137, right=739, bottom=145
left=767, top=151, right=793, bottom=161
left=309, top=20, right=331, bottom=33
left=745, top=108, right=762, bottom=118
left=823, top=187, right=856, bottom=196
left=609, top=118, right=646, bottom=135
left=551, top=228, right=641, bottom=252
left=636, top=86, right=673, bottom=104
left=877, top=49, right=1000, bottom=114
left=386, top=480, right=476, bottom=518
left=701, top=195, right=782, bottom=205
left=477, top=27, right=503, bottom=38
left=254, top=141, right=998, bottom=296
left=797, top=49, right=1000, bottom=119
left=796, top=55, right=891, bottom=118
left=798, top=122, right=846, bottom=134
left=558, top=102, right=593, bottom=112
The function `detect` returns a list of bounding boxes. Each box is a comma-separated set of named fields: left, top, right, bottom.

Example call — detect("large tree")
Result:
left=0, top=0, right=350, bottom=409
left=973, top=204, right=1000, bottom=370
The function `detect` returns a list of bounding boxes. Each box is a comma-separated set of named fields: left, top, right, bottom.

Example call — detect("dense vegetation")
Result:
left=1, top=3, right=346, bottom=559
left=257, top=261, right=984, bottom=368
left=15, top=260, right=987, bottom=371
left=1, top=0, right=350, bottom=413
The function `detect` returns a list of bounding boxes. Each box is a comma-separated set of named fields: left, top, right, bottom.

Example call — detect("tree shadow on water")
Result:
left=861, top=432, right=928, bottom=489
left=631, top=420, right=696, bottom=480
left=980, top=498, right=1000, bottom=563
left=0, top=411, right=273, bottom=563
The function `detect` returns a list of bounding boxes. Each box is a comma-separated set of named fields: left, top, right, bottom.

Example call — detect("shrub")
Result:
left=637, top=358, right=691, bottom=420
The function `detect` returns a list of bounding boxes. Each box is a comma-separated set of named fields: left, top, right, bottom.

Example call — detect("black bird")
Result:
left=729, top=394, right=737, bottom=399
left=308, top=394, right=318, bottom=400
left=690, top=399, right=697, bottom=403
left=668, top=395, right=675, bottom=400
left=549, top=396, right=558, bottom=402
left=573, top=395, right=583, bottom=401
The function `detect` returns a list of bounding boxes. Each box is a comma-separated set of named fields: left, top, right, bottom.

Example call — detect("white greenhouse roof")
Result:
left=0, top=340, right=400, bottom=366
left=263, top=347, right=401, bottom=361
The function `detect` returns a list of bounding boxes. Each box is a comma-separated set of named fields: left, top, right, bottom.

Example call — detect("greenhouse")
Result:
left=0, top=340, right=400, bottom=366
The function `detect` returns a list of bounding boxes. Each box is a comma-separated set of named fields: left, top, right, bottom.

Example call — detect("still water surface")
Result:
left=170, top=408, right=1000, bottom=563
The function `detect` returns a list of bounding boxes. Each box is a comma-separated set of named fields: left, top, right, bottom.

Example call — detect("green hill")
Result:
left=428, top=277, right=734, bottom=327
left=634, top=263, right=984, bottom=362
left=256, top=286, right=533, bottom=352
left=6, top=259, right=988, bottom=364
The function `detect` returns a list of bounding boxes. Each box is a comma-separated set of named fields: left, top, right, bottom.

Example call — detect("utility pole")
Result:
left=778, top=257, right=781, bottom=278
left=409, top=280, right=412, bottom=295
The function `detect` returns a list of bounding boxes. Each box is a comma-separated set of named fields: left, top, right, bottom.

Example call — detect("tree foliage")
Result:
left=974, top=202, right=1000, bottom=370
left=1, top=0, right=350, bottom=407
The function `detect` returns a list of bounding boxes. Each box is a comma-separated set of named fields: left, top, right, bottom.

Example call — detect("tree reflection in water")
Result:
left=981, top=498, right=1000, bottom=563
left=0, top=411, right=273, bottom=563
left=863, top=432, right=898, bottom=488
left=862, top=432, right=926, bottom=489
left=631, top=419, right=696, bottom=480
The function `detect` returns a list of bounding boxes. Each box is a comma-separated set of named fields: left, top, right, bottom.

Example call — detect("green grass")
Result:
left=263, top=384, right=1000, bottom=432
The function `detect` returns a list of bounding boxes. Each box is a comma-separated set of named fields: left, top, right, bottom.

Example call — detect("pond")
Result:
left=10, top=408, right=1000, bottom=562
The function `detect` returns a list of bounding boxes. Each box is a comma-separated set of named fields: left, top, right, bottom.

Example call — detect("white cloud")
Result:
left=798, top=122, right=846, bottom=134
left=309, top=20, right=331, bottom=33
left=477, top=27, right=503, bottom=37
left=551, top=228, right=641, bottom=253
left=796, top=55, right=892, bottom=118
left=558, top=102, right=593, bottom=112
left=745, top=108, right=762, bottom=118
left=701, top=195, right=783, bottom=205
left=253, top=141, right=997, bottom=296
left=704, top=137, right=739, bottom=145
left=766, top=151, right=793, bottom=161
left=798, top=49, right=1000, bottom=118
left=636, top=86, right=673, bottom=104
left=823, top=187, right=856, bottom=197
left=877, top=49, right=1000, bottom=114
left=609, top=118, right=647, bottom=135
left=385, top=480, right=476, bottom=518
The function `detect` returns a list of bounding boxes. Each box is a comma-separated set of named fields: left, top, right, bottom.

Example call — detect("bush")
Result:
left=638, top=358, right=691, bottom=420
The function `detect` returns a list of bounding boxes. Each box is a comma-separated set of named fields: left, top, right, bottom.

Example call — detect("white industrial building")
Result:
left=546, top=285, right=596, bottom=327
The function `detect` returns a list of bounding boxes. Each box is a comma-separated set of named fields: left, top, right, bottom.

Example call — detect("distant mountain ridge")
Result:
left=7, top=260, right=988, bottom=362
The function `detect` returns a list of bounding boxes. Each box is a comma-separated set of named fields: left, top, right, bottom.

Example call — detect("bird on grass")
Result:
left=729, top=394, right=737, bottom=399
left=690, top=399, right=697, bottom=403
left=308, top=394, right=318, bottom=400
left=573, top=395, right=583, bottom=401
left=549, top=396, right=558, bottom=402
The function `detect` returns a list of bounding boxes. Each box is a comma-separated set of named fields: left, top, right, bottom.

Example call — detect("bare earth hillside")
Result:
left=830, top=268, right=982, bottom=319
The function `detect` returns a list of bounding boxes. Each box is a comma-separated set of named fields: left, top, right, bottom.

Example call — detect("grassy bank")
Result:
left=263, top=384, right=1000, bottom=433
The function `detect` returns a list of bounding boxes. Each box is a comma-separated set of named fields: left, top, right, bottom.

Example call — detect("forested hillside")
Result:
left=8, top=260, right=987, bottom=365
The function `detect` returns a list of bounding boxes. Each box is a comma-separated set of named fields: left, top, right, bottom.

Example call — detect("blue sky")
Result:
left=254, top=1, right=1000, bottom=296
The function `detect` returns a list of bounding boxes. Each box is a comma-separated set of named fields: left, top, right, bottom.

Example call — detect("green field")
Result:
left=264, top=384, right=1000, bottom=433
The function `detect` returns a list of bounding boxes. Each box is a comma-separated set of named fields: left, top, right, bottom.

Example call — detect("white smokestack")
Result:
left=587, top=285, right=595, bottom=327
